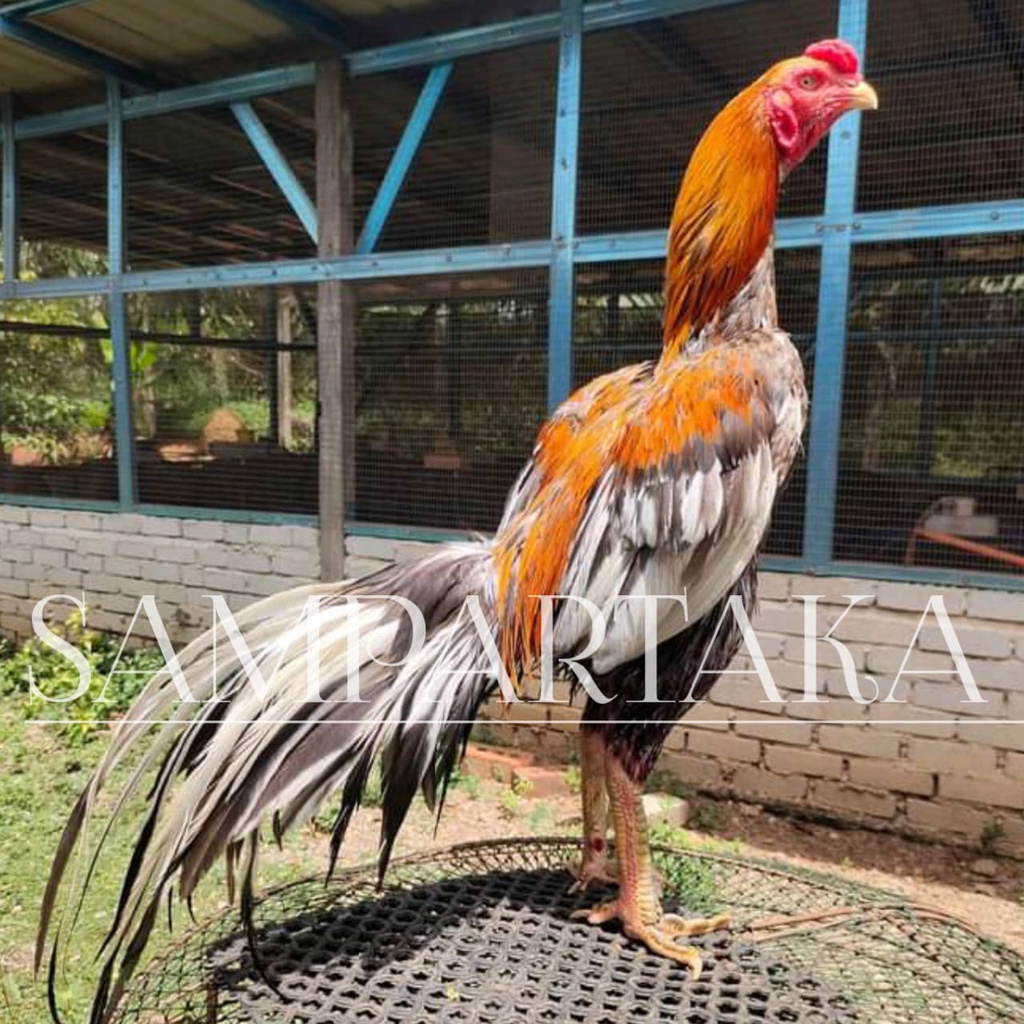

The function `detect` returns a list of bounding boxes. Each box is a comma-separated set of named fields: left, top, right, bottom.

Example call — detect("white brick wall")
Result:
left=477, top=570, right=1024, bottom=857
left=0, top=507, right=321, bottom=644
left=3, top=512, right=1024, bottom=855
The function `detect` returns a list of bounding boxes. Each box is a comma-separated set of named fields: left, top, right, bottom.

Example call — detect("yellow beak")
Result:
left=847, top=79, right=879, bottom=111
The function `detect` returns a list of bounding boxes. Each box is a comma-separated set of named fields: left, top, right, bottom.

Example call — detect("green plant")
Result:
left=527, top=801, right=555, bottom=834
left=687, top=800, right=727, bottom=833
left=500, top=788, right=521, bottom=820
left=980, top=819, right=1005, bottom=855
left=564, top=763, right=582, bottom=796
left=0, top=611, right=164, bottom=745
left=649, top=831, right=720, bottom=915
left=449, top=766, right=481, bottom=800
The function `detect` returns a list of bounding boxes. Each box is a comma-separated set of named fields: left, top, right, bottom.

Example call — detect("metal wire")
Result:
left=112, top=837, right=1024, bottom=1024
left=127, top=288, right=318, bottom=515
left=0, top=297, right=117, bottom=502
left=2, top=0, right=1024, bottom=578
left=352, top=272, right=548, bottom=532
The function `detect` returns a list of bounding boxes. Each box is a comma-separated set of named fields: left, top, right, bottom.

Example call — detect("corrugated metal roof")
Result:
left=42, top=0, right=294, bottom=75
left=0, top=0, right=554, bottom=99
left=0, top=36, right=92, bottom=93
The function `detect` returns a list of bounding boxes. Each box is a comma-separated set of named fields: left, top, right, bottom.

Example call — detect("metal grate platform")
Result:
left=113, top=838, right=1024, bottom=1023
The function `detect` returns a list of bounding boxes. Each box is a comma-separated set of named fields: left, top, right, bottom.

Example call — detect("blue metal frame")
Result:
left=2, top=95, right=18, bottom=283
left=349, top=0, right=745, bottom=77
left=106, top=79, right=134, bottom=510
left=801, top=0, right=869, bottom=570
left=357, top=61, right=453, bottom=254
left=16, top=65, right=319, bottom=141
left=0, top=0, right=1022, bottom=591
left=231, top=101, right=319, bottom=242
left=547, top=0, right=583, bottom=411
left=0, top=195, right=1021, bottom=301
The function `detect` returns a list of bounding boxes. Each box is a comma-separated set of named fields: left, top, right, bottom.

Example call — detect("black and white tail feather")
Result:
left=36, top=543, right=500, bottom=1024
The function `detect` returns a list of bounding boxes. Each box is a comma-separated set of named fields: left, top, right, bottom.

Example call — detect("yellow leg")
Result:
left=572, top=751, right=730, bottom=979
left=570, top=731, right=617, bottom=891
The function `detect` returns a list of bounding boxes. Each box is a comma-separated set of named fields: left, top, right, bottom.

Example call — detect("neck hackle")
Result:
left=661, top=84, right=780, bottom=360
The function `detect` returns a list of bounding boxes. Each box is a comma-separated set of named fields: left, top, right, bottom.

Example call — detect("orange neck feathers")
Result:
left=662, top=78, right=780, bottom=359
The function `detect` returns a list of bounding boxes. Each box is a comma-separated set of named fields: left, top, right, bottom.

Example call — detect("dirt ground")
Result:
left=301, top=765, right=1024, bottom=956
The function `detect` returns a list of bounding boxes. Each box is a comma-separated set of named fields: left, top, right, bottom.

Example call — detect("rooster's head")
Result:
left=761, top=39, right=878, bottom=173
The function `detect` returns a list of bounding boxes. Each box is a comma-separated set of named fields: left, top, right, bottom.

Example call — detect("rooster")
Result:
left=38, top=39, right=876, bottom=1021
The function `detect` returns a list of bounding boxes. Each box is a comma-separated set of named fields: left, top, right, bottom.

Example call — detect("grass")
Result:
left=0, top=685, right=332, bottom=1024
left=0, top=695, right=119, bottom=1022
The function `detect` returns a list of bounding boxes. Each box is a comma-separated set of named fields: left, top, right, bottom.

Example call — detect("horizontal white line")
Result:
left=25, top=718, right=1024, bottom=727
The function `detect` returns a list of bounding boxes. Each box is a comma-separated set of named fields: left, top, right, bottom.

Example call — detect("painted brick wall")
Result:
left=0, top=506, right=321, bottom=644
left=4, top=514, right=1023, bottom=854
left=475, top=569, right=1024, bottom=857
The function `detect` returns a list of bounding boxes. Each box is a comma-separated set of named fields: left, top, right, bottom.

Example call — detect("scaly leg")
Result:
left=572, top=751, right=730, bottom=979
left=570, top=730, right=617, bottom=891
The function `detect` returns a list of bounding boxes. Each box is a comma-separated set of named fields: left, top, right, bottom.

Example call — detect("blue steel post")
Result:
left=2, top=94, right=17, bottom=283
left=107, top=79, right=134, bottom=510
left=801, top=0, right=869, bottom=569
left=547, top=0, right=582, bottom=412
left=356, top=61, right=453, bottom=254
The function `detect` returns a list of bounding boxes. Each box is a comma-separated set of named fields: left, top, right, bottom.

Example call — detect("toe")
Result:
left=661, top=911, right=732, bottom=938
left=623, top=922, right=705, bottom=978
left=570, top=899, right=621, bottom=926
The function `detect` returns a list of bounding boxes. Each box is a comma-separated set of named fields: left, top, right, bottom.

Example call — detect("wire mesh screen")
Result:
left=0, top=298, right=117, bottom=502
left=125, top=91, right=316, bottom=271
left=577, top=0, right=836, bottom=237
left=113, top=838, right=1024, bottom=1024
left=835, top=236, right=1024, bottom=574
left=128, top=288, right=317, bottom=514
left=574, top=248, right=819, bottom=558
left=859, top=0, right=1024, bottom=211
left=367, top=45, right=556, bottom=252
left=352, top=271, right=548, bottom=532
left=17, top=130, right=108, bottom=278
left=831, top=0, right=1024, bottom=576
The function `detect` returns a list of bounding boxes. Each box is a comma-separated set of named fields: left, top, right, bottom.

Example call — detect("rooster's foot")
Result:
left=568, top=851, right=618, bottom=893
left=571, top=901, right=730, bottom=979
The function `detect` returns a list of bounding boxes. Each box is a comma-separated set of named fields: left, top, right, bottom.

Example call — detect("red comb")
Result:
left=804, top=39, right=860, bottom=74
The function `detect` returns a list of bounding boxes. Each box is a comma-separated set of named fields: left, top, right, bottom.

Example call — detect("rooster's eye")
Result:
left=799, top=73, right=820, bottom=90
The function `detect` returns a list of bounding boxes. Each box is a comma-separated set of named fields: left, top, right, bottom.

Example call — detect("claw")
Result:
left=568, top=854, right=618, bottom=894
left=571, top=899, right=731, bottom=980
left=660, top=911, right=732, bottom=939
left=570, top=899, right=620, bottom=925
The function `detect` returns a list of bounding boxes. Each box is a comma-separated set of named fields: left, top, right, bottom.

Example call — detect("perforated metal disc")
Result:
left=113, top=838, right=1024, bottom=1024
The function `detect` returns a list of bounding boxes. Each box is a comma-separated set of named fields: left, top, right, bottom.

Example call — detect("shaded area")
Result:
left=113, top=838, right=1024, bottom=1023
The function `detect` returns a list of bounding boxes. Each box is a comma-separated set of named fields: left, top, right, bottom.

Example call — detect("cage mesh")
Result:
left=112, top=838, right=1024, bottom=1024
left=577, top=0, right=836, bottom=238
left=859, top=0, right=1024, bottom=211
left=352, top=271, right=548, bottom=532
left=125, top=91, right=316, bottom=271
left=833, top=0, right=1024, bottom=577
left=18, top=129, right=109, bottom=277
left=0, top=2, right=1021, bottom=580
left=835, top=236, right=1024, bottom=573
left=368, top=45, right=556, bottom=252
left=0, top=298, right=117, bottom=502
left=127, top=288, right=317, bottom=515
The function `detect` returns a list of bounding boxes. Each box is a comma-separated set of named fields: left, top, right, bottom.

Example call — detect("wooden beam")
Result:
left=315, top=57, right=355, bottom=581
